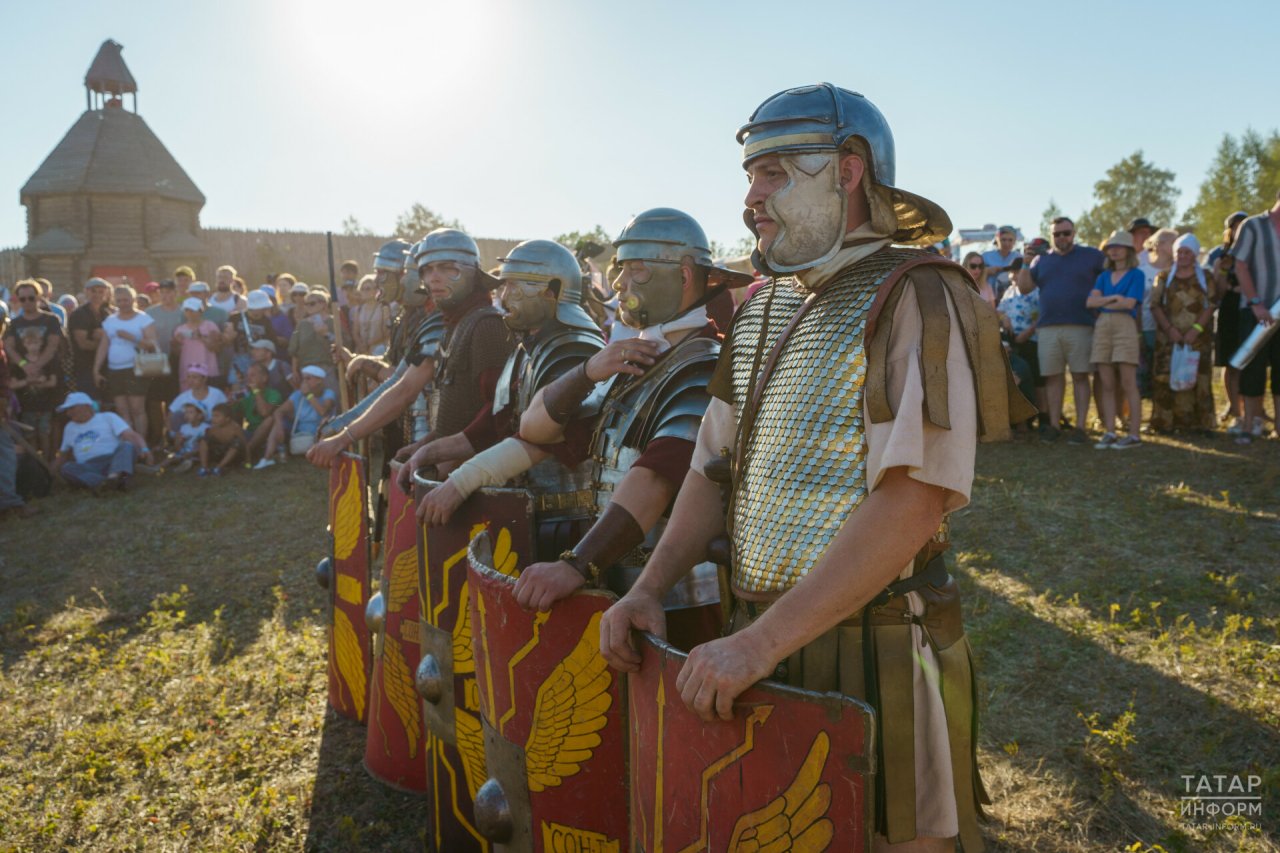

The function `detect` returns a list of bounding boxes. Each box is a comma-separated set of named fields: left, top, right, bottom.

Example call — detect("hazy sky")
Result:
left=4, top=0, right=1278, bottom=254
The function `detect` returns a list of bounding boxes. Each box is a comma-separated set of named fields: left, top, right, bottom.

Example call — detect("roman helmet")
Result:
left=410, top=228, right=500, bottom=311
left=400, top=243, right=430, bottom=309
left=737, top=83, right=951, bottom=274
left=612, top=207, right=754, bottom=329
left=372, top=238, right=412, bottom=305
left=496, top=239, right=596, bottom=331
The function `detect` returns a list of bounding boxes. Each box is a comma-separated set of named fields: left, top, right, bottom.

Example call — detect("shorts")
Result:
left=1037, top=324, right=1094, bottom=376
left=1011, top=339, right=1043, bottom=387
left=107, top=367, right=151, bottom=398
left=1089, top=311, right=1141, bottom=365
left=1238, top=307, right=1280, bottom=397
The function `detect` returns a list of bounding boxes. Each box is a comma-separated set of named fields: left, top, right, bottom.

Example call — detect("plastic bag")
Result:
left=1169, top=343, right=1200, bottom=392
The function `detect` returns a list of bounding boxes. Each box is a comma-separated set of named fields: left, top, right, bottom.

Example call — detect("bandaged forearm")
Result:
left=541, top=362, right=597, bottom=423
left=446, top=437, right=535, bottom=500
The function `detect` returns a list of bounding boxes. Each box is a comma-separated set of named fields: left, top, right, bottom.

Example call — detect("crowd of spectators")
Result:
left=989, top=189, right=1280, bottom=448
left=2, top=193, right=1279, bottom=521
left=0, top=261, right=376, bottom=518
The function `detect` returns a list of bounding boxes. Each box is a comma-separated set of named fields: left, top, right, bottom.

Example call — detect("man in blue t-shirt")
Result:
left=254, top=365, right=337, bottom=468
left=1015, top=216, right=1106, bottom=443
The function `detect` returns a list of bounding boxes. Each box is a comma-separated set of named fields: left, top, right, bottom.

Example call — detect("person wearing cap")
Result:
left=1150, top=233, right=1220, bottom=433
left=168, top=363, right=227, bottom=430
left=982, top=225, right=1022, bottom=301
left=185, top=281, right=229, bottom=329
left=172, top=299, right=223, bottom=393
left=258, top=365, right=337, bottom=466
left=1015, top=216, right=1106, bottom=444
left=239, top=338, right=293, bottom=400
left=257, top=285, right=294, bottom=341
left=173, top=266, right=196, bottom=298
left=1086, top=231, right=1147, bottom=449
left=68, top=279, right=112, bottom=398
left=224, top=290, right=282, bottom=395
left=598, top=84, right=1033, bottom=852
left=278, top=275, right=307, bottom=326
left=0, top=299, right=40, bottom=520
left=51, top=391, right=154, bottom=493
left=288, top=290, right=339, bottom=402
left=1206, top=211, right=1251, bottom=433
left=1228, top=190, right=1280, bottom=443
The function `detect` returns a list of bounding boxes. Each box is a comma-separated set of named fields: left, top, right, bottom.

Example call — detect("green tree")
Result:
left=394, top=203, right=462, bottom=238
left=1073, top=151, right=1179, bottom=247
left=1181, top=129, right=1280, bottom=240
left=554, top=225, right=612, bottom=254
left=1040, top=199, right=1063, bottom=240
left=710, top=236, right=756, bottom=258
left=341, top=215, right=375, bottom=237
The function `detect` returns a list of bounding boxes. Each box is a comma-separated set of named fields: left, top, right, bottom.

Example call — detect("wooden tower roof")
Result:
left=84, top=39, right=137, bottom=96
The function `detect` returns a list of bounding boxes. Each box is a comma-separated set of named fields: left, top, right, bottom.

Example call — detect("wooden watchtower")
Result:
left=20, top=39, right=207, bottom=293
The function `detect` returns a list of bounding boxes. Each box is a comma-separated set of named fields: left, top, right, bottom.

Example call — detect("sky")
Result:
left=3, top=0, right=1278, bottom=255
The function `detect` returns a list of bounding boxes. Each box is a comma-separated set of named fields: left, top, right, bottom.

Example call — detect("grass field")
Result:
left=1, top=421, right=1277, bottom=852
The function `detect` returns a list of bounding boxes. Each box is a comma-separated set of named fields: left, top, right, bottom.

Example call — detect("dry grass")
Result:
left=1, top=407, right=1277, bottom=852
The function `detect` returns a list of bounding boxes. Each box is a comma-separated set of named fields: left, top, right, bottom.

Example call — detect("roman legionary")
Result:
left=599, top=84, right=1035, bottom=852
left=407, top=239, right=605, bottom=558
left=513, top=208, right=751, bottom=646
left=311, top=230, right=506, bottom=472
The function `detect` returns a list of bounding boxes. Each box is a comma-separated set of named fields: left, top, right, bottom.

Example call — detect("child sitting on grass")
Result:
left=160, top=402, right=207, bottom=474
left=198, top=403, right=246, bottom=477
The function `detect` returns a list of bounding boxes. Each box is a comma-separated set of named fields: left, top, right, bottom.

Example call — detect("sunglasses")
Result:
left=17, top=295, right=37, bottom=303
left=1053, top=230, right=1073, bottom=237
left=965, top=262, right=984, bottom=270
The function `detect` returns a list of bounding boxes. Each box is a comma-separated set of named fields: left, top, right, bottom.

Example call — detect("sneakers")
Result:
left=211, top=467, right=223, bottom=477
left=1251, top=417, right=1270, bottom=438
left=253, top=458, right=276, bottom=470
left=1040, top=426, right=1062, bottom=444
left=1094, top=433, right=1118, bottom=450
left=1067, top=428, right=1089, bottom=446
left=174, top=459, right=194, bottom=474
left=275, top=449, right=287, bottom=465
left=1112, top=436, right=1142, bottom=450
left=197, top=468, right=210, bottom=478
left=1225, top=416, right=1244, bottom=436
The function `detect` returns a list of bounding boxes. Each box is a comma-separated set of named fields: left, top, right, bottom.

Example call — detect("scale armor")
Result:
left=585, top=336, right=722, bottom=608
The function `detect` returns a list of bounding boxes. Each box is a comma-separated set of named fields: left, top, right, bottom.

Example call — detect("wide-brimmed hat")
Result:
left=246, top=290, right=272, bottom=311
left=1126, top=217, right=1155, bottom=233
left=57, top=391, right=96, bottom=411
left=1104, top=230, right=1135, bottom=250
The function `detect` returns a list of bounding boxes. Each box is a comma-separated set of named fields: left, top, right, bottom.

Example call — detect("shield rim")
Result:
left=637, top=630, right=877, bottom=853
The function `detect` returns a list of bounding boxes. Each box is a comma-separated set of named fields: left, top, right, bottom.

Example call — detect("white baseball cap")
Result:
left=182, top=297, right=205, bottom=312
left=57, top=391, right=96, bottom=411
left=250, top=338, right=276, bottom=353
left=301, top=365, right=327, bottom=379
left=187, top=281, right=210, bottom=293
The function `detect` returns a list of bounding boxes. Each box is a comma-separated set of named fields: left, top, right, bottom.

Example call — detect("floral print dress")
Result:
left=1150, top=271, right=1216, bottom=430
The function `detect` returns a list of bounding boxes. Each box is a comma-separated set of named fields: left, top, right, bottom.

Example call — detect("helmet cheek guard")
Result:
left=763, top=151, right=848, bottom=273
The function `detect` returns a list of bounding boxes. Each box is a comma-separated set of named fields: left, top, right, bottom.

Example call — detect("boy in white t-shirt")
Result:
left=51, top=392, right=154, bottom=492
left=160, top=403, right=208, bottom=474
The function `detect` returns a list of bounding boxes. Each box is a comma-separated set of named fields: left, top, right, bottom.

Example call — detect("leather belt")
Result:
left=533, top=489, right=594, bottom=512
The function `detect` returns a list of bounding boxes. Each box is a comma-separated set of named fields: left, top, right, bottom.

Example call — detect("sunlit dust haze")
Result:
left=3, top=0, right=1279, bottom=250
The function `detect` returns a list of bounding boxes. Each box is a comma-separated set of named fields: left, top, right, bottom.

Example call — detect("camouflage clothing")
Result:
left=1150, top=271, right=1216, bottom=431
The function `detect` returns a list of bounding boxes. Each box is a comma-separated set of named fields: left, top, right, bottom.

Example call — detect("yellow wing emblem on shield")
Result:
left=381, top=639, right=421, bottom=758
left=523, top=612, right=612, bottom=792
left=332, top=462, right=362, bottom=561
left=452, top=583, right=474, bottom=674
left=386, top=546, right=418, bottom=612
left=727, top=731, right=833, bottom=853
left=332, top=608, right=367, bottom=720
left=455, top=703, right=487, bottom=801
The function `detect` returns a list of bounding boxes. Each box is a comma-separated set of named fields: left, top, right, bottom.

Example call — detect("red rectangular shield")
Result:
left=364, top=461, right=428, bottom=791
left=415, top=474, right=536, bottom=853
left=628, top=633, right=875, bottom=853
left=467, top=532, right=628, bottom=852
left=328, top=452, right=372, bottom=723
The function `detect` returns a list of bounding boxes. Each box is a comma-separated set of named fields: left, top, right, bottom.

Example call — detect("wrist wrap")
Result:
left=542, top=362, right=596, bottom=424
